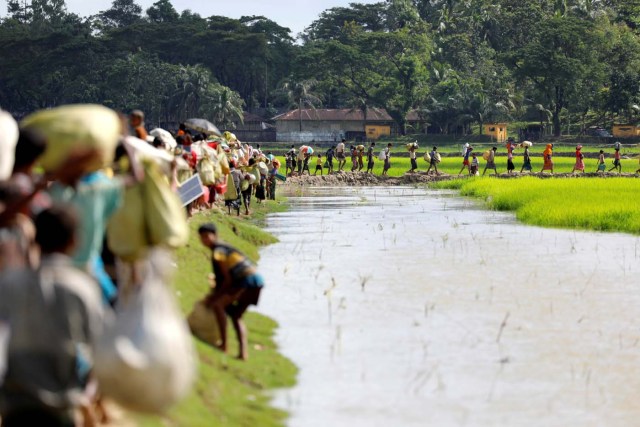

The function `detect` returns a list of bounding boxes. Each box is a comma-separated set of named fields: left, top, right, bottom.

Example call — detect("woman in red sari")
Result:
left=571, top=144, right=585, bottom=173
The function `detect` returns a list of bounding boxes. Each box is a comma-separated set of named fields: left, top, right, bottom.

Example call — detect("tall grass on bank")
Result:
left=138, top=200, right=297, bottom=427
left=431, top=177, right=640, bottom=234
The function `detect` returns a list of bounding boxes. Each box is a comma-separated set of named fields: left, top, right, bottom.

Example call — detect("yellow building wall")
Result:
left=612, top=125, right=639, bottom=138
left=366, top=125, right=391, bottom=140
left=483, top=124, right=508, bottom=142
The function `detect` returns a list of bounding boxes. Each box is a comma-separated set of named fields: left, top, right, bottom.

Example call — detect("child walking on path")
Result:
left=314, top=154, right=323, bottom=176
left=596, top=150, right=606, bottom=172
left=470, top=153, right=479, bottom=175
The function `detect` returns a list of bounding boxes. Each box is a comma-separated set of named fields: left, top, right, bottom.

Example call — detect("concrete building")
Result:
left=273, top=108, right=425, bottom=143
left=612, top=124, right=640, bottom=138
left=483, top=123, right=508, bottom=142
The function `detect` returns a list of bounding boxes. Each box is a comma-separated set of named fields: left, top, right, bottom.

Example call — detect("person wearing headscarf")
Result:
left=571, top=145, right=585, bottom=173
left=541, top=143, right=554, bottom=174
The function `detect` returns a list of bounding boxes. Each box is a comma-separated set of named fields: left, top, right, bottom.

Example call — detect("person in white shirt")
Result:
left=382, top=143, right=392, bottom=176
left=335, top=139, right=346, bottom=172
left=408, top=144, right=418, bottom=173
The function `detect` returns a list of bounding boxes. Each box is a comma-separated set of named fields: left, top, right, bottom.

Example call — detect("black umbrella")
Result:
left=184, top=118, right=222, bottom=136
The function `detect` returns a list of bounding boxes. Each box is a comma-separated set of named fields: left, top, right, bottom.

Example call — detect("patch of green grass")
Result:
left=431, top=177, right=640, bottom=234
left=137, top=199, right=297, bottom=427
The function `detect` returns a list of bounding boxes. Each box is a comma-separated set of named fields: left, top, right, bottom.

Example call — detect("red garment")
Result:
left=183, top=151, right=197, bottom=169
left=574, top=150, right=585, bottom=170
left=197, top=185, right=210, bottom=204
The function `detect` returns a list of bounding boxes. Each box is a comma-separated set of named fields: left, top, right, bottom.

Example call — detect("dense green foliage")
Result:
left=430, top=177, right=640, bottom=234
left=3, top=0, right=640, bottom=134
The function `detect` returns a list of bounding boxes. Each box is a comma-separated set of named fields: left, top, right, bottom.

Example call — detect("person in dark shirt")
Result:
left=198, top=223, right=264, bottom=360
left=325, top=146, right=335, bottom=173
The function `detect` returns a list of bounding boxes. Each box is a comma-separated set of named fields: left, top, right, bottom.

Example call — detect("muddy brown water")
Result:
left=257, top=186, right=640, bottom=427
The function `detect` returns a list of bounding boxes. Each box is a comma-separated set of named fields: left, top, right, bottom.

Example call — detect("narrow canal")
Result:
left=258, top=186, right=640, bottom=427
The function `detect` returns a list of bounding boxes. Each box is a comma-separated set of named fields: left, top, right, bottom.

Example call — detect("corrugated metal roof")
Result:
left=273, top=108, right=423, bottom=122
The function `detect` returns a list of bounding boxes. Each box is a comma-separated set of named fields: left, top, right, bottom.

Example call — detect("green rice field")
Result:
left=431, top=177, right=640, bottom=234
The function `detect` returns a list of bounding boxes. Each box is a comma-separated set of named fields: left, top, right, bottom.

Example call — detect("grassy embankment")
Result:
left=275, top=152, right=639, bottom=178
left=137, top=199, right=297, bottom=427
left=431, top=177, right=640, bottom=234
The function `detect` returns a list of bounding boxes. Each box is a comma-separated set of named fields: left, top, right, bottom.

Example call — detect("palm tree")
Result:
left=346, top=96, right=383, bottom=136
left=206, top=84, right=245, bottom=128
left=466, top=91, right=512, bottom=135
left=279, top=78, right=323, bottom=131
left=171, top=65, right=212, bottom=121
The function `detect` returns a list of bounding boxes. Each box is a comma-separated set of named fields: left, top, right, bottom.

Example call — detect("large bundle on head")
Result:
left=122, top=136, right=176, bottom=181
left=21, top=104, right=121, bottom=173
left=222, top=131, right=238, bottom=143
left=0, top=110, right=19, bottom=180
left=356, top=144, right=365, bottom=152
left=150, top=128, right=177, bottom=150
left=406, top=142, right=419, bottom=151
left=519, top=141, right=533, bottom=148
left=256, top=161, right=269, bottom=176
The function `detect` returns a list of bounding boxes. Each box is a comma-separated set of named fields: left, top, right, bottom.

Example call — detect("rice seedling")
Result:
left=431, top=177, right=640, bottom=234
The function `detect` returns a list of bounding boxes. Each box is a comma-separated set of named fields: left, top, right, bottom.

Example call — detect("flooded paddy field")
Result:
left=258, top=187, right=640, bottom=427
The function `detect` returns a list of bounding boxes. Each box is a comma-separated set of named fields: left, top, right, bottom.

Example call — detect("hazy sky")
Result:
left=63, top=0, right=380, bottom=36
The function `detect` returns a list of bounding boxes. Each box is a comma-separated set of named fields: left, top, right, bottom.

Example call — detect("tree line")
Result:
left=1, top=0, right=640, bottom=135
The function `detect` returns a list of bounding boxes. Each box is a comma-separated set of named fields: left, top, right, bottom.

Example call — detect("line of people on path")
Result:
left=456, top=138, right=634, bottom=176
left=285, top=139, right=382, bottom=176
left=285, top=140, right=445, bottom=177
